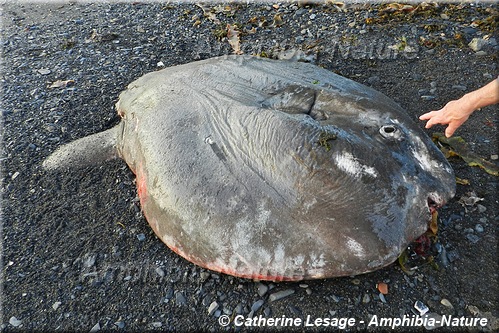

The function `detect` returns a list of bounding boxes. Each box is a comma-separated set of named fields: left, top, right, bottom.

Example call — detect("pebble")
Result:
left=477, top=204, right=486, bottom=213
left=269, top=289, right=295, bottom=302
left=256, top=282, right=268, bottom=297
left=234, top=303, right=243, bottom=315
left=362, top=294, right=371, bottom=304
left=151, top=322, right=162, bottom=328
left=163, top=288, right=174, bottom=302
left=136, top=233, right=146, bottom=241
left=52, top=301, right=62, bottom=310
left=440, top=298, right=453, bottom=308
left=114, top=321, right=125, bottom=329
left=475, top=224, right=484, bottom=233
left=264, top=307, right=271, bottom=316
left=414, top=300, right=429, bottom=315
left=309, top=14, right=316, bottom=20
left=251, top=299, right=265, bottom=312
left=37, top=68, right=51, bottom=75
left=421, top=95, right=435, bottom=101
left=468, top=38, right=488, bottom=52
left=491, top=154, right=498, bottom=160
left=451, top=85, right=467, bottom=91
left=11, top=171, right=19, bottom=180
left=89, top=322, right=100, bottom=332
left=446, top=250, right=460, bottom=262
left=155, top=267, right=165, bottom=278
left=379, top=293, right=387, bottom=303
left=175, top=291, right=187, bottom=306
left=9, top=317, right=22, bottom=327
left=424, top=313, right=444, bottom=330
left=208, top=301, right=219, bottom=316
left=466, top=233, right=480, bottom=244
left=367, top=75, right=380, bottom=85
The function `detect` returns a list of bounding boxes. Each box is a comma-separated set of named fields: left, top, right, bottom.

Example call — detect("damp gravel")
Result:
left=1, top=2, right=498, bottom=332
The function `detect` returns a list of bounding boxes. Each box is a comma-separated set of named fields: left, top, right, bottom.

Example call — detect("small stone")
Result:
left=257, top=282, right=268, bottom=297
left=269, top=289, right=295, bottom=302
left=477, top=204, right=486, bottom=213
left=136, top=233, right=146, bottom=241
left=440, top=298, right=453, bottom=308
left=451, top=85, right=467, bottom=91
left=52, top=301, right=62, bottom=310
left=264, top=307, right=271, bottom=316
left=351, top=278, right=360, bottom=285
left=37, top=68, right=51, bottom=75
left=175, top=291, right=187, bottom=306
left=446, top=250, right=460, bottom=262
left=468, top=38, right=488, bottom=52
left=362, top=294, right=371, bottom=304
left=234, top=303, right=243, bottom=314
left=200, top=271, right=211, bottom=281
left=377, top=282, right=388, bottom=295
left=251, top=299, right=265, bottom=312
left=306, top=288, right=312, bottom=295
left=466, top=233, right=480, bottom=243
left=475, top=224, right=484, bottom=233
left=440, top=13, right=449, bottom=19
left=367, top=76, right=380, bottom=85
left=89, top=322, right=101, bottom=333
left=9, top=317, right=22, bottom=327
left=151, top=322, right=162, bottom=328
left=424, top=313, right=444, bottom=330
left=331, top=294, right=340, bottom=302
left=474, top=51, right=487, bottom=56
left=309, top=14, right=316, bottom=20
left=421, top=95, right=435, bottom=101
left=83, top=254, right=96, bottom=268
left=11, top=171, right=19, bottom=180
left=379, top=293, right=387, bottom=303
left=208, top=301, right=219, bottom=316
left=155, top=267, right=165, bottom=278
left=114, top=321, right=125, bottom=329
left=414, top=300, right=429, bottom=315
left=490, top=154, right=498, bottom=160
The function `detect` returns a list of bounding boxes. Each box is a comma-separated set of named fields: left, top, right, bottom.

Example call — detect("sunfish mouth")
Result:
left=427, top=194, right=447, bottom=219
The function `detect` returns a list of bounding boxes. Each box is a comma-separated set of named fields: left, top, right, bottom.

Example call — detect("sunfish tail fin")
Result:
left=42, top=125, right=119, bottom=171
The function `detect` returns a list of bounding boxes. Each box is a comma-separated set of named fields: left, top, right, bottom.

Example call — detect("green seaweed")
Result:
left=317, top=132, right=337, bottom=151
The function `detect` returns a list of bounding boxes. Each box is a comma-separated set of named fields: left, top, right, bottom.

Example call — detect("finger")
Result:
left=419, top=112, right=435, bottom=120
left=424, top=117, right=437, bottom=129
left=445, top=125, right=457, bottom=138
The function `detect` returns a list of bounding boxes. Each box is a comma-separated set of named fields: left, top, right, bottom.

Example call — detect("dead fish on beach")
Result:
left=43, top=55, right=456, bottom=281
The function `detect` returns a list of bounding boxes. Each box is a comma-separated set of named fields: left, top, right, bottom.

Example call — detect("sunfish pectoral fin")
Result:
left=42, top=125, right=119, bottom=171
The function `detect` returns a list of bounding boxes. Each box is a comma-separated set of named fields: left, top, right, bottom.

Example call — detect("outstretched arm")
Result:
left=419, top=77, right=499, bottom=137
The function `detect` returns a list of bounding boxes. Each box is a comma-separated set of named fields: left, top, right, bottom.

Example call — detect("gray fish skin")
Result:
left=45, top=55, right=456, bottom=281
left=42, top=126, right=118, bottom=170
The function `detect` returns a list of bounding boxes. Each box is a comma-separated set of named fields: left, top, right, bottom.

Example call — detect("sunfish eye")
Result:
left=379, top=125, right=402, bottom=140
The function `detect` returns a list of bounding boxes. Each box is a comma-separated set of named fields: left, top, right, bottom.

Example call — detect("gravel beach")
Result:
left=1, top=2, right=498, bottom=332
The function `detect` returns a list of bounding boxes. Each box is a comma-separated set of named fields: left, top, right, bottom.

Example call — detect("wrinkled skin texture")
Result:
left=111, top=55, right=455, bottom=280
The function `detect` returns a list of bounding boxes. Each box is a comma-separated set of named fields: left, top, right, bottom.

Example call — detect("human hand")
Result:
left=419, top=97, right=475, bottom=138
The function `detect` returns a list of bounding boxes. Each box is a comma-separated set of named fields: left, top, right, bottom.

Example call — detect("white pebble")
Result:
left=9, top=316, right=22, bottom=327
